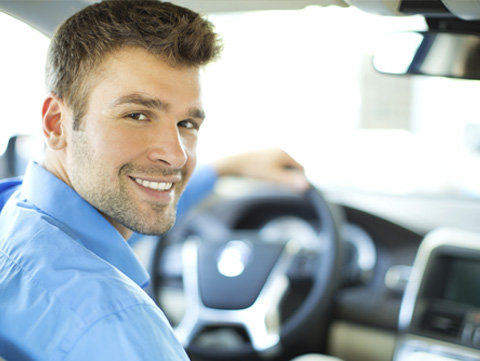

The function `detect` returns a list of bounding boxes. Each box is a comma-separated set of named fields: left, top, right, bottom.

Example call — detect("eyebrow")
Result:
left=190, top=108, right=206, bottom=121
left=112, top=93, right=206, bottom=120
left=113, top=93, right=169, bottom=111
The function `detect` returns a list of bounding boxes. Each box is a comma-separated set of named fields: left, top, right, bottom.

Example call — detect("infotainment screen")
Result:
left=442, top=257, right=480, bottom=308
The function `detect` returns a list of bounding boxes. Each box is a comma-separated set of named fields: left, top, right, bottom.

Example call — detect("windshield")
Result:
left=2, top=6, right=480, bottom=198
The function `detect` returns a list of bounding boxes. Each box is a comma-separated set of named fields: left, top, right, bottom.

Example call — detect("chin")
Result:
left=132, top=213, right=177, bottom=236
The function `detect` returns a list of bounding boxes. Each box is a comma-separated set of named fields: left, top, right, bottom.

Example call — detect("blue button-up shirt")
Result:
left=0, top=162, right=191, bottom=361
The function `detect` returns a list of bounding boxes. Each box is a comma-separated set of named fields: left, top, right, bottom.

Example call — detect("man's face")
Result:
left=63, top=48, right=204, bottom=238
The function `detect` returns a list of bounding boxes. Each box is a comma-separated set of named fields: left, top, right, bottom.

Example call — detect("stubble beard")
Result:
left=69, top=131, right=184, bottom=236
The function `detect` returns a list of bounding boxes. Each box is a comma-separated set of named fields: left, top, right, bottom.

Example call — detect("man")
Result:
left=0, top=1, right=221, bottom=360
left=0, top=1, right=315, bottom=360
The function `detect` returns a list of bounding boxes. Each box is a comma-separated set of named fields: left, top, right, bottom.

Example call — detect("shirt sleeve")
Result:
left=64, top=304, right=190, bottom=361
left=175, top=164, right=219, bottom=221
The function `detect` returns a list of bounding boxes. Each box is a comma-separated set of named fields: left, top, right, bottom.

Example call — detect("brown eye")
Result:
left=178, top=120, right=198, bottom=130
left=127, top=113, right=149, bottom=121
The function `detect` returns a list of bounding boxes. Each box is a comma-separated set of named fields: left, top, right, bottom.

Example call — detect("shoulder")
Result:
left=0, top=210, right=180, bottom=360
left=1, top=268, right=183, bottom=360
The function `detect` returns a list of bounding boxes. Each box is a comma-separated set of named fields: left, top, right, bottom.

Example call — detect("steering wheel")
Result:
left=151, top=183, right=343, bottom=361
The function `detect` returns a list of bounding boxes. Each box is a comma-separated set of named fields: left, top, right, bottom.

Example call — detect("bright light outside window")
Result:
left=0, top=12, right=48, bottom=155
left=200, top=6, right=480, bottom=197
left=2, top=6, right=480, bottom=197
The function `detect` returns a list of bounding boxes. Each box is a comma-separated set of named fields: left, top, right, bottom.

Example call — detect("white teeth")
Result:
left=134, top=178, right=173, bottom=191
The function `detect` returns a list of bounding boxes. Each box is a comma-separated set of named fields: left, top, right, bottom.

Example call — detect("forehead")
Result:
left=86, top=47, right=202, bottom=110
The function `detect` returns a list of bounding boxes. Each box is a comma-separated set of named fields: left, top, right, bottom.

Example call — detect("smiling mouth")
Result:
left=133, top=177, right=173, bottom=191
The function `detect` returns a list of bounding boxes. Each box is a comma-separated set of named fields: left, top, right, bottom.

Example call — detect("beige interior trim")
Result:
left=328, top=321, right=397, bottom=361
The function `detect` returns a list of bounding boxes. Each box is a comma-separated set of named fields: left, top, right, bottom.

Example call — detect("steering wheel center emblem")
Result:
left=217, top=240, right=253, bottom=277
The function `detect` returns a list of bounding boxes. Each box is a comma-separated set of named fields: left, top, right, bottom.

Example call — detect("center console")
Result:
left=393, top=228, right=480, bottom=361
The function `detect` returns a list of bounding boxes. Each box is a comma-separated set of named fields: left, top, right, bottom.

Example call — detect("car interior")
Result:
left=1, top=0, right=480, bottom=361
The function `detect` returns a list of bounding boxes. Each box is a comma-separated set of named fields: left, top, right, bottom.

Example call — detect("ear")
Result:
left=42, top=94, right=68, bottom=150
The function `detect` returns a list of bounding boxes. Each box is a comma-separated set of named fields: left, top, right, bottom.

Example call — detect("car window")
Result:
left=0, top=11, right=48, bottom=160
left=198, top=7, right=480, bottom=197
left=2, top=6, right=480, bottom=198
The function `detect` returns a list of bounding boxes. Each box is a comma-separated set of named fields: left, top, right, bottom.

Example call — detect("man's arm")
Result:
left=176, top=148, right=309, bottom=220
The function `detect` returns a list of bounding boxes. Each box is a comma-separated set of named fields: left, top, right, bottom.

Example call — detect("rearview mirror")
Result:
left=373, top=31, right=480, bottom=80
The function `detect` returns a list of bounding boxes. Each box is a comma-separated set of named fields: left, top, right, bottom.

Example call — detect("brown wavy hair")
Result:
left=45, top=0, right=222, bottom=129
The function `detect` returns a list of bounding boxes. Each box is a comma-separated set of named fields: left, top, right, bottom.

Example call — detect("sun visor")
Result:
left=346, top=0, right=403, bottom=16
left=441, top=0, right=480, bottom=20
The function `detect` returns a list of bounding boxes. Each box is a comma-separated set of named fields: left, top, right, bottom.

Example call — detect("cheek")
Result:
left=176, top=135, right=197, bottom=183
left=88, top=127, right=142, bottom=168
left=182, top=135, right=197, bottom=153
left=182, top=135, right=198, bottom=162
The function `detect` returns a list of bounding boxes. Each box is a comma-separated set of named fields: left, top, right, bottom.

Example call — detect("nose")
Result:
left=148, top=122, right=188, bottom=169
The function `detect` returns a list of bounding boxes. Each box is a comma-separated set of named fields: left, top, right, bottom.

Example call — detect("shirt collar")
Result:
left=20, top=161, right=150, bottom=288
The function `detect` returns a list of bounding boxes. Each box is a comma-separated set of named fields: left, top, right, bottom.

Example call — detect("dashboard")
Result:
left=127, top=178, right=480, bottom=361
left=394, top=228, right=480, bottom=361
left=143, top=179, right=430, bottom=360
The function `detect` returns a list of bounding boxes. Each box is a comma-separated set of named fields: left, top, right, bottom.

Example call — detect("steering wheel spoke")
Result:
left=176, top=234, right=297, bottom=354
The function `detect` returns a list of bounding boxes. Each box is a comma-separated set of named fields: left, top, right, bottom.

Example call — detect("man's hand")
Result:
left=211, top=148, right=309, bottom=191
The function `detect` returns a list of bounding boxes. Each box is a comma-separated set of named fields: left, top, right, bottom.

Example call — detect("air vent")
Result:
left=420, top=307, right=465, bottom=338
